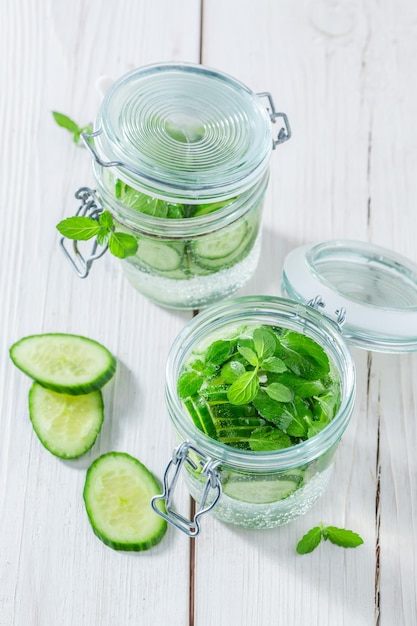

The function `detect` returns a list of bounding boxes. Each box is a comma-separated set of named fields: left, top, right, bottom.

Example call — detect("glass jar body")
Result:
left=94, top=165, right=268, bottom=309
left=165, top=297, right=356, bottom=528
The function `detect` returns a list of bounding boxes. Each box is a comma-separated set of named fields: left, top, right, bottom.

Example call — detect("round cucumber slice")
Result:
left=136, top=238, right=183, bottom=271
left=83, top=452, right=168, bottom=551
left=192, top=221, right=248, bottom=261
left=223, top=473, right=304, bottom=504
left=10, top=333, right=116, bottom=395
left=29, top=383, right=104, bottom=458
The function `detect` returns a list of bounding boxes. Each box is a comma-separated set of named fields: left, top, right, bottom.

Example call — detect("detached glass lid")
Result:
left=282, top=240, right=417, bottom=352
left=94, top=63, right=274, bottom=201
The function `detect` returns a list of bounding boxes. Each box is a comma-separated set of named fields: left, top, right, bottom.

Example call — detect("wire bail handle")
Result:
left=257, top=92, right=292, bottom=148
left=307, top=295, right=347, bottom=332
left=59, top=187, right=107, bottom=278
left=151, top=441, right=222, bottom=537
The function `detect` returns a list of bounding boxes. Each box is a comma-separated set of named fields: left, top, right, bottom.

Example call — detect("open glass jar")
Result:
left=152, top=240, right=417, bottom=534
left=60, top=63, right=291, bottom=309
left=154, top=296, right=356, bottom=533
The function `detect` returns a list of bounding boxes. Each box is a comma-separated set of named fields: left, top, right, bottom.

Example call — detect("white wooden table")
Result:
left=1, top=1, right=417, bottom=624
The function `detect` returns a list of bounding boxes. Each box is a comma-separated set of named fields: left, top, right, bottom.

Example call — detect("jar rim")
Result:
left=94, top=62, right=273, bottom=201
left=165, top=296, right=356, bottom=470
left=93, top=162, right=269, bottom=238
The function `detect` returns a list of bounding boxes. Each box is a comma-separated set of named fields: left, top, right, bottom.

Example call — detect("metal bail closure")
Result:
left=257, top=92, right=292, bottom=149
left=151, top=441, right=222, bottom=537
left=59, top=187, right=108, bottom=278
left=307, top=295, right=347, bottom=332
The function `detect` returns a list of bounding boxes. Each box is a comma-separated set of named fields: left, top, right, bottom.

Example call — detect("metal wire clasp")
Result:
left=151, top=441, right=222, bottom=537
left=257, top=92, right=291, bottom=148
left=307, top=295, right=347, bottom=331
left=59, top=187, right=108, bottom=278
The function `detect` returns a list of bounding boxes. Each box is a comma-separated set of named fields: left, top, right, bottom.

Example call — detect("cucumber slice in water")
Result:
left=192, top=222, right=248, bottom=261
left=223, top=473, right=304, bottom=504
left=83, top=452, right=167, bottom=551
left=29, top=383, right=104, bottom=458
left=9, top=333, right=116, bottom=395
left=135, top=238, right=183, bottom=271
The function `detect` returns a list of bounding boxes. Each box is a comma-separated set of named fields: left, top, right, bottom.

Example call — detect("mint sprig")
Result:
left=296, top=523, right=364, bottom=554
left=57, top=211, right=138, bottom=259
left=177, top=325, right=341, bottom=452
left=52, top=111, right=93, bottom=146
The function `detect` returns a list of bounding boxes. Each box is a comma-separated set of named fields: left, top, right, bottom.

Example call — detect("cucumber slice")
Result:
left=10, top=333, right=116, bottom=395
left=136, top=237, right=183, bottom=271
left=223, top=473, right=304, bottom=504
left=29, top=382, right=104, bottom=458
left=192, top=222, right=248, bottom=261
left=183, top=396, right=217, bottom=438
left=83, top=452, right=167, bottom=551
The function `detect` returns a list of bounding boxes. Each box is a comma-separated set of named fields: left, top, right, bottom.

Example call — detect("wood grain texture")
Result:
left=1, top=0, right=417, bottom=625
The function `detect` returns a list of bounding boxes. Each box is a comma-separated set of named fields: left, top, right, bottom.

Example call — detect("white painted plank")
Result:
left=194, top=1, right=417, bottom=625
left=0, top=1, right=201, bottom=625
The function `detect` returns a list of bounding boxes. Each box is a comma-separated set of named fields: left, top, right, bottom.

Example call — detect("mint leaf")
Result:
left=277, top=332, right=330, bottom=380
left=249, top=426, right=292, bottom=451
left=253, top=390, right=294, bottom=429
left=99, top=210, right=114, bottom=229
left=52, top=112, right=79, bottom=133
left=108, top=232, right=138, bottom=258
left=237, top=345, right=258, bottom=367
left=56, top=216, right=100, bottom=240
left=177, top=371, right=203, bottom=398
left=221, top=360, right=246, bottom=383
left=297, top=523, right=364, bottom=554
left=52, top=111, right=92, bottom=145
left=261, top=356, right=287, bottom=373
left=253, top=327, right=276, bottom=360
left=264, top=382, right=293, bottom=403
left=272, top=372, right=325, bottom=398
left=227, top=370, right=259, bottom=405
left=296, top=526, right=322, bottom=554
left=324, top=526, right=364, bottom=548
left=205, top=340, right=232, bottom=365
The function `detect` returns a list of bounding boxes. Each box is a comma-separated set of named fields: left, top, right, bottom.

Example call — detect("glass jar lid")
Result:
left=94, top=63, right=274, bottom=201
left=282, top=239, right=417, bottom=352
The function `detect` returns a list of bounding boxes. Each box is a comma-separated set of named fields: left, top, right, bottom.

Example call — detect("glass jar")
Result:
left=63, top=63, right=291, bottom=309
left=152, top=240, right=417, bottom=534
left=156, top=296, right=356, bottom=532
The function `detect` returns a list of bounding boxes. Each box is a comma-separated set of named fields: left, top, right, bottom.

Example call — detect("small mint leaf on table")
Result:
left=324, top=526, right=364, bottom=548
left=56, top=216, right=100, bottom=240
left=296, top=526, right=322, bottom=554
left=52, top=111, right=79, bottom=133
left=108, top=232, right=138, bottom=258
left=297, top=523, right=364, bottom=554
left=52, top=111, right=92, bottom=145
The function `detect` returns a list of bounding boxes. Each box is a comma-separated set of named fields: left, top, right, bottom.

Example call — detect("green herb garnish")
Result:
left=177, top=324, right=340, bottom=451
left=57, top=211, right=138, bottom=259
left=52, top=111, right=93, bottom=146
left=296, top=523, right=364, bottom=554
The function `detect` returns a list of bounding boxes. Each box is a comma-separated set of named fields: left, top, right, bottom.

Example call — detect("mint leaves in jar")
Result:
left=177, top=324, right=341, bottom=451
